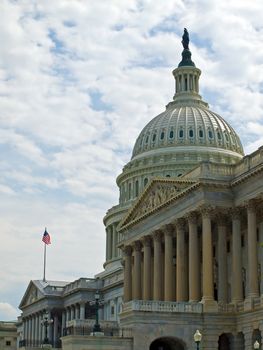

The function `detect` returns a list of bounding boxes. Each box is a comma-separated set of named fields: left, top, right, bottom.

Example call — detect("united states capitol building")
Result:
left=18, top=31, right=263, bottom=350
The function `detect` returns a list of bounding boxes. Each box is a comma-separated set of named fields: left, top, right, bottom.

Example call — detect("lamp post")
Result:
left=194, top=330, right=202, bottom=350
left=41, top=311, right=53, bottom=345
left=92, top=291, right=102, bottom=333
left=254, top=340, right=260, bottom=349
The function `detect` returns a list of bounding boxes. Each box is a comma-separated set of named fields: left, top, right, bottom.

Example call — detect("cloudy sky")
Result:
left=1, top=0, right=263, bottom=320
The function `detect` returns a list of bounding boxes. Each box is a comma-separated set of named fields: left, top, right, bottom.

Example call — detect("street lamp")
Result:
left=254, top=340, right=260, bottom=349
left=41, top=311, right=53, bottom=344
left=194, top=330, right=202, bottom=350
left=92, top=291, right=102, bottom=333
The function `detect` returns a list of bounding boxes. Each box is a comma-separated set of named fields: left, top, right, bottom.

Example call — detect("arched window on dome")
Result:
left=152, top=133, right=156, bottom=142
left=145, top=135, right=149, bottom=144
left=144, top=178, right=148, bottom=187
left=160, top=131, right=165, bottom=140
left=189, top=129, right=194, bottom=138
left=217, top=132, right=222, bottom=140
left=135, top=180, right=139, bottom=197
left=179, top=129, right=184, bottom=138
left=169, top=130, right=174, bottom=139
left=199, top=129, right=204, bottom=138
left=224, top=132, right=229, bottom=142
left=208, top=130, right=213, bottom=139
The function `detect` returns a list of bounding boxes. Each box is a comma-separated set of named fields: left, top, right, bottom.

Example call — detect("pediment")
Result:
left=119, top=178, right=198, bottom=230
left=19, top=281, right=44, bottom=308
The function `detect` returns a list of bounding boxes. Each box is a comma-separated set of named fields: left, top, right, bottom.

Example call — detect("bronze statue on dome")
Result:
left=182, top=28, right=189, bottom=50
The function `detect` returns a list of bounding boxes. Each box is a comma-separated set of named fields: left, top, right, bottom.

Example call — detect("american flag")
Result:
left=42, top=229, right=51, bottom=245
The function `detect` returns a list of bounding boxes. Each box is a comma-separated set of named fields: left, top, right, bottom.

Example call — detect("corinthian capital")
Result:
left=175, top=218, right=185, bottom=231
left=153, top=230, right=163, bottom=242
left=123, top=245, right=132, bottom=257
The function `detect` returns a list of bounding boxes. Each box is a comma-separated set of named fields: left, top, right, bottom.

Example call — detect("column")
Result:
left=28, top=317, right=32, bottom=346
left=31, top=315, right=35, bottom=346
left=47, top=310, right=52, bottom=345
left=66, top=307, right=70, bottom=324
left=201, top=207, right=214, bottom=301
left=80, top=303, right=85, bottom=320
left=164, top=225, right=174, bottom=301
left=35, top=314, right=39, bottom=346
left=61, top=311, right=66, bottom=336
left=153, top=230, right=162, bottom=300
left=247, top=200, right=259, bottom=298
left=188, top=212, right=201, bottom=302
left=106, top=227, right=110, bottom=261
left=108, top=226, right=113, bottom=260
left=231, top=208, right=243, bottom=302
left=176, top=219, right=187, bottom=301
left=70, top=305, right=74, bottom=320
left=123, top=246, right=132, bottom=302
left=143, top=236, right=152, bottom=300
left=38, top=313, right=42, bottom=344
left=133, top=241, right=142, bottom=299
left=23, top=318, right=27, bottom=343
left=53, top=314, right=58, bottom=346
left=217, top=213, right=228, bottom=303
left=112, top=224, right=117, bottom=259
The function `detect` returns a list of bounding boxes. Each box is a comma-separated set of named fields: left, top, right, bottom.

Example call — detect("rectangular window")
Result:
left=6, top=341, right=11, bottom=346
left=227, top=240, right=231, bottom=253
left=111, top=306, right=115, bottom=315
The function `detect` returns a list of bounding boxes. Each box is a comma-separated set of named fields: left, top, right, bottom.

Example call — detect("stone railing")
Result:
left=63, top=278, right=101, bottom=295
left=122, top=300, right=203, bottom=313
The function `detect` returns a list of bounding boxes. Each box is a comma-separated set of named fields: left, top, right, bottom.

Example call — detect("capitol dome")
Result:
left=116, top=31, right=244, bottom=204
left=132, top=104, right=243, bottom=160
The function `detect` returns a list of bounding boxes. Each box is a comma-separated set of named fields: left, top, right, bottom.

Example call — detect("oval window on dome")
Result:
left=169, top=130, right=174, bottom=139
left=179, top=129, right=184, bottom=138
left=199, top=129, right=204, bottom=138
left=217, top=132, right=222, bottom=140
left=160, top=131, right=165, bottom=140
left=208, top=130, right=213, bottom=139
left=145, top=135, right=149, bottom=144
left=152, top=134, right=156, bottom=142
left=189, top=129, right=194, bottom=138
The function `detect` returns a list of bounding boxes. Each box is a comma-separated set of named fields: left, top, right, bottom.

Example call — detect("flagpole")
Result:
left=43, top=240, right=46, bottom=282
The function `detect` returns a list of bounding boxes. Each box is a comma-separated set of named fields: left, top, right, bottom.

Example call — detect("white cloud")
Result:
left=0, top=0, right=263, bottom=320
left=0, top=303, right=19, bottom=321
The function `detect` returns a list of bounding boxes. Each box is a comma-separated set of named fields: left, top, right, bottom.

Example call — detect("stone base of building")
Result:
left=61, top=335, right=133, bottom=350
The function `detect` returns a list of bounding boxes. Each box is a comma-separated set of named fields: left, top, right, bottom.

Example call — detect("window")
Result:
left=145, top=135, right=149, bottom=144
left=152, top=134, right=156, bottom=142
left=217, top=132, right=221, bottom=140
left=144, top=178, right=148, bottom=187
left=208, top=130, right=213, bottom=139
left=189, top=129, right=194, bottom=138
left=199, top=129, right=204, bottom=138
left=6, top=341, right=11, bottom=346
left=111, top=306, right=115, bottom=315
left=135, top=180, right=139, bottom=197
left=179, top=129, right=184, bottom=138
left=160, top=131, right=165, bottom=140
left=241, top=235, right=245, bottom=247
left=169, top=130, right=174, bottom=139
left=166, top=174, right=171, bottom=177
left=225, top=133, right=229, bottom=142
left=227, top=240, right=231, bottom=253
left=128, top=183, right=131, bottom=199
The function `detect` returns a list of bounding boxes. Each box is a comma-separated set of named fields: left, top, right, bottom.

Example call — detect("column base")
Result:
left=201, top=298, right=218, bottom=312
left=244, top=295, right=258, bottom=310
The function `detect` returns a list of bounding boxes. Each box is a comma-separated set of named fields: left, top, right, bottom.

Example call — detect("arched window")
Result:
left=169, top=130, right=174, bottom=139
left=208, top=130, right=213, bottom=139
left=217, top=132, right=221, bottom=140
left=160, top=131, right=165, bottom=140
left=189, top=129, right=194, bottom=138
left=199, top=129, right=204, bottom=138
left=145, top=135, right=149, bottom=144
left=128, top=183, right=132, bottom=199
left=152, top=134, right=156, bottom=142
left=179, top=129, right=184, bottom=138
left=144, top=178, right=148, bottom=187
left=135, top=180, right=139, bottom=197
